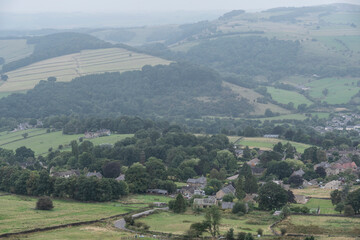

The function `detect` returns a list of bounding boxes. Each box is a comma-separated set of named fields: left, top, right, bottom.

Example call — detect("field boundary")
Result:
left=0, top=207, right=149, bottom=239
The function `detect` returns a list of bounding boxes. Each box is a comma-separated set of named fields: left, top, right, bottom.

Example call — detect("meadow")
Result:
left=0, top=39, right=34, bottom=64
left=276, top=215, right=360, bottom=237
left=0, top=48, right=171, bottom=93
left=251, top=112, right=330, bottom=122
left=291, top=187, right=333, bottom=198
left=0, top=129, right=133, bottom=156
left=306, top=77, right=360, bottom=104
left=236, top=137, right=311, bottom=153
left=291, top=198, right=337, bottom=214
left=140, top=210, right=278, bottom=236
left=266, top=87, right=312, bottom=108
left=0, top=194, right=142, bottom=235
left=8, top=223, right=156, bottom=240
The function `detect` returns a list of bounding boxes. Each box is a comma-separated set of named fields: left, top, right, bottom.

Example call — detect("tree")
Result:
left=266, top=161, right=292, bottom=180
left=315, top=166, right=326, bottom=178
left=346, top=188, right=360, bottom=214
left=232, top=202, right=247, bottom=214
left=1, top=74, right=8, bottom=81
left=145, top=157, right=167, bottom=180
left=102, top=161, right=121, bottom=178
left=258, top=182, right=288, bottom=210
left=204, top=206, right=222, bottom=238
left=47, top=76, right=57, bottom=82
left=288, top=175, right=303, bottom=188
left=223, top=194, right=235, bottom=202
left=125, top=163, right=149, bottom=193
left=243, top=146, right=251, bottom=159
left=226, top=228, right=235, bottom=240
left=173, top=194, right=187, bottom=213
left=15, top=146, right=34, bottom=162
left=36, top=196, right=54, bottom=210
left=344, top=205, right=355, bottom=216
left=235, top=176, right=246, bottom=200
left=22, top=133, right=29, bottom=139
left=335, top=202, right=345, bottom=214
left=330, top=189, right=342, bottom=205
left=322, top=88, right=328, bottom=96
left=244, top=175, right=258, bottom=194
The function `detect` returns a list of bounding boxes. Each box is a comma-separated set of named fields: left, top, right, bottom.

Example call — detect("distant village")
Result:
left=314, top=113, right=360, bottom=133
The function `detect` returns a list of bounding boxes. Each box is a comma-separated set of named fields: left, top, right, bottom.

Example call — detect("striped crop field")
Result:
left=0, top=48, right=171, bottom=93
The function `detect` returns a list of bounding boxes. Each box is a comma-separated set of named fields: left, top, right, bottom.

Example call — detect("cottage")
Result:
left=115, top=174, right=125, bottom=181
left=193, top=197, right=217, bottom=208
left=291, top=169, right=305, bottom=177
left=227, top=174, right=239, bottom=181
left=251, top=167, right=265, bottom=176
left=216, top=184, right=236, bottom=200
left=51, top=170, right=80, bottom=178
left=243, top=193, right=258, bottom=203
left=86, top=171, right=103, bottom=179
left=187, top=176, right=207, bottom=189
left=221, top=202, right=235, bottom=210
left=247, top=158, right=260, bottom=167
left=147, top=189, right=168, bottom=195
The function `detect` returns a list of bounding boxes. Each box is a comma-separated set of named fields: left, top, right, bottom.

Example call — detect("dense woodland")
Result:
left=0, top=63, right=253, bottom=119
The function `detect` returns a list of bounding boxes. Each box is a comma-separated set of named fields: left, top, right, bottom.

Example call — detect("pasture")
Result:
left=306, top=77, right=360, bottom=104
left=9, top=223, right=156, bottom=240
left=236, top=137, right=311, bottom=153
left=0, top=194, right=141, bottom=235
left=0, top=39, right=34, bottom=64
left=266, top=87, right=312, bottom=108
left=0, top=129, right=133, bottom=156
left=292, top=187, right=333, bottom=198
left=276, top=215, right=360, bottom=237
left=140, top=210, right=278, bottom=236
left=0, top=48, right=171, bottom=93
left=291, top=198, right=337, bottom=214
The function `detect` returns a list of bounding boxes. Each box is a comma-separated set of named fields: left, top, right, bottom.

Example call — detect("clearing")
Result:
left=266, top=87, right=312, bottom=108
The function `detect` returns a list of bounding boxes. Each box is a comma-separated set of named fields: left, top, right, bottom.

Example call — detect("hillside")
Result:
left=0, top=48, right=171, bottom=93
left=0, top=63, right=254, bottom=119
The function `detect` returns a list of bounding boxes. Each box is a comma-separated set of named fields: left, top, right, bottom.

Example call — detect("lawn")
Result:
left=292, top=187, right=333, bottom=198
left=276, top=215, right=360, bottom=237
left=140, top=210, right=278, bottom=236
left=291, top=198, right=337, bottom=214
left=266, top=87, right=312, bottom=108
left=0, top=129, right=133, bottom=156
left=0, top=194, right=141, bottom=235
left=306, top=77, right=360, bottom=104
left=0, top=48, right=171, bottom=93
left=6, top=222, right=156, bottom=240
left=236, top=137, right=311, bottom=153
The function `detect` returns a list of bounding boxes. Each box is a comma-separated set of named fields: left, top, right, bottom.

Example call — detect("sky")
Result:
left=1, top=0, right=359, bottom=13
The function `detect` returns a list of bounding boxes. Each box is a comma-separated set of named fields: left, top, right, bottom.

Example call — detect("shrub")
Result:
left=223, top=194, right=235, bottom=202
left=257, top=228, right=263, bottom=236
left=36, top=196, right=54, bottom=210
left=280, top=228, right=287, bottom=236
left=245, top=233, right=254, bottom=240
left=124, top=215, right=134, bottom=226
left=237, top=232, right=246, bottom=240
left=232, top=202, right=247, bottom=214
left=344, top=205, right=355, bottom=216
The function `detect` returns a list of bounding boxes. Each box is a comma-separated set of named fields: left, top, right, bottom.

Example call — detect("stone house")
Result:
left=247, top=158, right=260, bottom=167
left=86, top=171, right=103, bottom=179
left=187, top=176, right=207, bottom=189
left=221, top=202, right=235, bottom=210
left=216, top=184, right=236, bottom=200
left=324, top=180, right=342, bottom=190
left=51, top=170, right=80, bottom=178
left=193, top=197, right=217, bottom=208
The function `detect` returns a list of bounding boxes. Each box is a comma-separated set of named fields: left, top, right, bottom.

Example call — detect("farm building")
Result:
left=187, top=176, right=207, bottom=189
left=193, top=197, right=217, bottom=208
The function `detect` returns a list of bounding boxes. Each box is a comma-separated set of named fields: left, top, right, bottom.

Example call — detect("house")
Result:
left=187, top=176, right=207, bottom=189
left=86, top=171, right=103, bottom=179
left=216, top=184, right=236, bottom=200
left=221, top=202, right=235, bottom=210
left=179, top=186, right=196, bottom=198
left=193, top=197, right=217, bottom=208
left=273, top=180, right=290, bottom=190
left=84, top=129, right=111, bottom=139
left=243, top=193, right=258, bottom=203
left=291, top=169, right=305, bottom=177
left=194, top=189, right=206, bottom=196
left=247, top=158, right=260, bottom=167
left=147, top=189, right=168, bottom=195
left=235, top=149, right=243, bottom=158
left=115, top=174, right=125, bottom=181
left=251, top=167, right=265, bottom=176
left=324, top=180, right=342, bottom=190
left=51, top=170, right=80, bottom=178
left=314, top=162, right=330, bottom=171
left=227, top=174, right=239, bottom=181
left=294, top=195, right=308, bottom=204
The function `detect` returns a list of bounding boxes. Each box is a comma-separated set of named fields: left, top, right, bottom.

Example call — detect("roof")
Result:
left=291, top=169, right=305, bottom=177
left=220, top=184, right=236, bottom=195
left=221, top=202, right=235, bottom=209
left=52, top=170, right=80, bottom=177
left=147, top=189, right=168, bottom=194
left=194, top=197, right=217, bottom=206
left=187, top=176, right=207, bottom=184
left=86, top=172, right=103, bottom=179
left=251, top=167, right=265, bottom=174
left=115, top=174, right=125, bottom=181
left=247, top=158, right=260, bottom=167
left=226, top=174, right=239, bottom=181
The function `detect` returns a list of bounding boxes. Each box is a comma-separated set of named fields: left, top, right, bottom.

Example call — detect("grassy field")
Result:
left=0, top=39, right=34, bottom=64
left=292, top=187, right=333, bottom=198
left=0, top=194, right=141, bottom=235
left=307, top=77, right=360, bottom=104
left=0, top=129, right=133, bottom=156
left=222, top=81, right=290, bottom=115
left=291, top=198, right=337, bottom=214
left=122, top=194, right=172, bottom=204
left=236, top=137, right=311, bottom=153
left=266, top=87, right=312, bottom=108
left=0, top=48, right=171, bottom=93
left=276, top=215, right=360, bottom=237
left=8, top=223, right=156, bottom=240
left=140, top=210, right=278, bottom=236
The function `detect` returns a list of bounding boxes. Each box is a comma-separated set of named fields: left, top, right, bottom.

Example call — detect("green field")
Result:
left=236, top=137, right=311, bottom=153
left=292, top=187, right=333, bottom=198
left=0, top=48, right=171, bottom=93
left=307, top=77, right=360, bottom=104
left=0, top=39, right=34, bottom=64
left=267, top=87, right=312, bottom=108
left=0, top=194, right=141, bottom=235
left=292, top=198, right=337, bottom=214
left=140, top=210, right=278, bottom=236
left=0, top=129, right=133, bottom=156
left=10, top=223, right=156, bottom=240
left=321, top=13, right=360, bottom=26
left=276, top=215, right=360, bottom=237
left=251, top=112, right=330, bottom=122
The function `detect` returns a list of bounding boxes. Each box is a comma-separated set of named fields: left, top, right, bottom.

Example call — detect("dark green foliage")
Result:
left=204, top=179, right=222, bottom=195
left=222, top=194, right=235, bottom=202
left=102, top=161, right=121, bottom=178
left=204, top=206, right=222, bottom=238
left=146, top=157, right=167, bottom=180
left=36, top=196, right=54, bottom=210
left=15, top=146, right=34, bottom=162
left=304, top=236, right=315, bottom=240
left=344, top=205, right=355, bottom=216
left=258, top=182, right=288, bottom=210
left=0, top=63, right=253, bottom=119
left=315, top=166, right=326, bottom=178
left=235, top=176, right=246, bottom=200
left=232, top=202, right=247, bottom=214
left=1, top=74, right=8, bottom=81
left=257, top=228, right=263, bottom=236
left=331, top=189, right=342, bottom=205
left=237, top=232, right=246, bottom=240
left=188, top=222, right=209, bottom=237
left=335, top=202, right=345, bottom=213
left=266, top=161, right=292, bottom=180
left=259, top=151, right=282, bottom=167
left=280, top=228, right=287, bottom=236
left=302, top=147, right=326, bottom=164
left=125, top=163, right=149, bottom=193
left=346, top=188, right=360, bottom=214
left=287, top=190, right=296, bottom=204
left=226, top=228, right=235, bottom=240
left=288, top=175, right=303, bottom=188
left=173, top=194, right=187, bottom=213
left=2, top=33, right=112, bottom=72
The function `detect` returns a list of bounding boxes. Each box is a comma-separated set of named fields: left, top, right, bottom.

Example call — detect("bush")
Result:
left=344, top=205, right=355, bottom=216
left=232, top=202, right=247, bottom=214
left=223, top=194, right=235, bottom=202
left=237, top=232, right=246, bottom=240
left=280, top=228, right=287, bottom=236
left=36, top=196, right=54, bottom=210
left=257, top=228, right=263, bottom=236
left=245, top=233, right=254, bottom=240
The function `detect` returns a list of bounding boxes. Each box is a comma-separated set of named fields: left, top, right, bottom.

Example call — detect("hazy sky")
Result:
left=1, top=0, right=359, bottom=13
